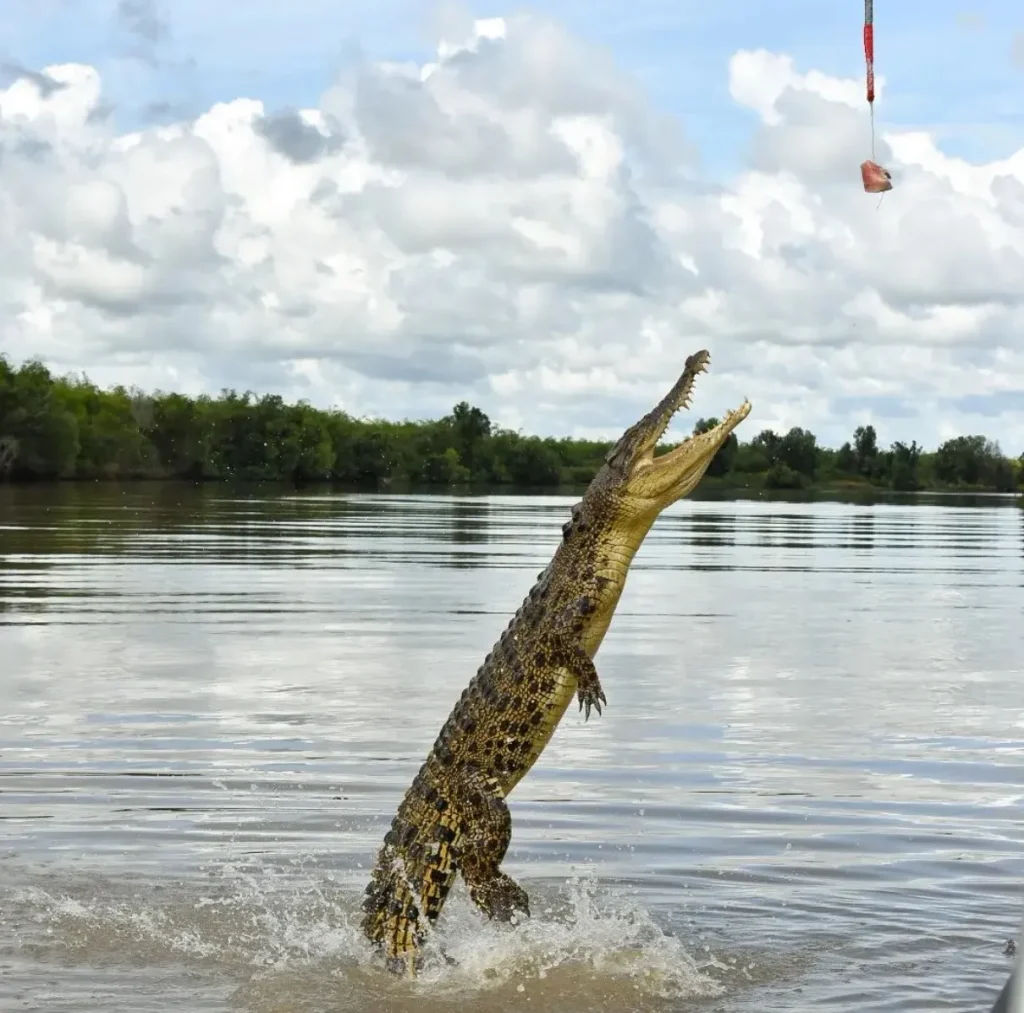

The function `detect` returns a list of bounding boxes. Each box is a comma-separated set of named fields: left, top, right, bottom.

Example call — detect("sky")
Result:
left=1, top=0, right=1024, bottom=451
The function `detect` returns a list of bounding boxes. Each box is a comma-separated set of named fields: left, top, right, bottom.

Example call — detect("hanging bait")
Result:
left=860, top=0, right=892, bottom=193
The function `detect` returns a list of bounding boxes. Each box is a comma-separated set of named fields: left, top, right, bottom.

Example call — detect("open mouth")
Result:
left=635, top=351, right=751, bottom=471
left=646, top=396, right=752, bottom=472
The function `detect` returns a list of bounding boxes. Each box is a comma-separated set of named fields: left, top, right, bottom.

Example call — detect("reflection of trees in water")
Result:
left=750, top=510, right=816, bottom=550
left=850, top=511, right=876, bottom=552
left=0, top=482, right=351, bottom=570
left=0, top=435, right=16, bottom=476
left=449, top=500, right=490, bottom=545
left=445, top=498, right=490, bottom=569
left=689, top=512, right=736, bottom=548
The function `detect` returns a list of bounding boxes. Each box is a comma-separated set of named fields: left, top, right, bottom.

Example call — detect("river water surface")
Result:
left=1, top=485, right=1021, bottom=1012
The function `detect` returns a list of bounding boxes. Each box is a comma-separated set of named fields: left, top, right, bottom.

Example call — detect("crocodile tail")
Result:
left=361, top=802, right=463, bottom=973
left=361, top=842, right=426, bottom=974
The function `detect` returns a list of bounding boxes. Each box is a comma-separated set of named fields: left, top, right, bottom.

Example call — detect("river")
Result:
left=1, top=484, right=1021, bottom=1012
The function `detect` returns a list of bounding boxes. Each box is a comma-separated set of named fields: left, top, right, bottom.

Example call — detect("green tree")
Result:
left=0, top=360, right=80, bottom=478
left=502, top=436, right=562, bottom=486
left=335, top=425, right=399, bottom=484
left=146, top=393, right=211, bottom=478
left=446, top=401, right=492, bottom=475
left=835, top=441, right=856, bottom=474
left=58, top=380, right=158, bottom=478
left=751, top=429, right=781, bottom=464
left=2, top=352, right=1022, bottom=494
left=889, top=440, right=921, bottom=491
left=763, top=463, right=806, bottom=489
left=420, top=446, right=471, bottom=485
left=934, top=435, right=1014, bottom=491
left=853, top=424, right=878, bottom=476
left=778, top=427, right=818, bottom=477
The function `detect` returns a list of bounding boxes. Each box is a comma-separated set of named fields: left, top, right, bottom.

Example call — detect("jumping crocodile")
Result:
left=361, top=350, right=751, bottom=974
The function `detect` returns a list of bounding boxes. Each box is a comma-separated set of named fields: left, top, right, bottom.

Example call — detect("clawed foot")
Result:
left=383, top=948, right=456, bottom=975
left=470, top=872, right=530, bottom=922
left=384, top=951, right=422, bottom=977
left=567, top=646, right=606, bottom=721
left=577, top=683, right=606, bottom=721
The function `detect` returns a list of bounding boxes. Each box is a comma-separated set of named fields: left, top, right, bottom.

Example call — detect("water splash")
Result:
left=412, top=870, right=724, bottom=999
left=8, top=863, right=725, bottom=1010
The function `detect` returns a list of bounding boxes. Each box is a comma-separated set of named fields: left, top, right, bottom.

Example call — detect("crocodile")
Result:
left=361, top=349, right=751, bottom=975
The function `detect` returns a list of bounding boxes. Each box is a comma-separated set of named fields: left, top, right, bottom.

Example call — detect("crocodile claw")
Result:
left=577, top=687, right=607, bottom=721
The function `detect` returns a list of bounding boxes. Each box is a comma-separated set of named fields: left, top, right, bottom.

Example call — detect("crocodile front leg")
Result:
left=455, top=766, right=530, bottom=922
left=561, top=641, right=607, bottom=721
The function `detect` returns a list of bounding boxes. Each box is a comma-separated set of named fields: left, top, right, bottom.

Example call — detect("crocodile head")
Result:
left=598, top=350, right=751, bottom=517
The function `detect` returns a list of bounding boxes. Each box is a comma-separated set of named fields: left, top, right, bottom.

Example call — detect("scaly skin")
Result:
left=361, top=350, right=751, bottom=974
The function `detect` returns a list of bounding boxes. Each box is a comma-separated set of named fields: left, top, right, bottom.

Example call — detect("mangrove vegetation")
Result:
left=1, top=356, right=1021, bottom=493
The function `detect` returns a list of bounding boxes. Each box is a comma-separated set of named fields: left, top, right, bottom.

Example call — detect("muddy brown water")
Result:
left=1, top=484, right=1021, bottom=1012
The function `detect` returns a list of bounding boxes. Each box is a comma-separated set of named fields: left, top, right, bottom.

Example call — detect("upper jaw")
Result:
left=604, top=350, right=750, bottom=485
left=635, top=350, right=711, bottom=457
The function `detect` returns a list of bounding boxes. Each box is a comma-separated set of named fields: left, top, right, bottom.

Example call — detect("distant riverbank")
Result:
left=2, top=355, right=1022, bottom=495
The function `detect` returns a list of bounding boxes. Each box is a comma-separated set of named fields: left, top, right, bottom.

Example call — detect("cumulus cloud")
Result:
left=1, top=14, right=1024, bottom=451
left=253, top=108, right=345, bottom=164
left=0, top=61, right=68, bottom=99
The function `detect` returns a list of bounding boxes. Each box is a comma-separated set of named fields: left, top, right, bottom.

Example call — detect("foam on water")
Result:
left=5, top=863, right=729, bottom=1012
left=405, top=871, right=725, bottom=999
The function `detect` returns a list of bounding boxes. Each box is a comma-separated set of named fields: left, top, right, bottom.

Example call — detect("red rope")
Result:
left=863, top=0, right=875, bottom=104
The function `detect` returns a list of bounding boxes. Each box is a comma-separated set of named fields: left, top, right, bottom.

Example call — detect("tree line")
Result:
left=1, top=356, right=1021, bottom=493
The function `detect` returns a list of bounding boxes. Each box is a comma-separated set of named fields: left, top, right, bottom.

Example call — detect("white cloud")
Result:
left=728, top=49, right=864, bottom=125
left=1, top=15, right=1024, bottom=451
